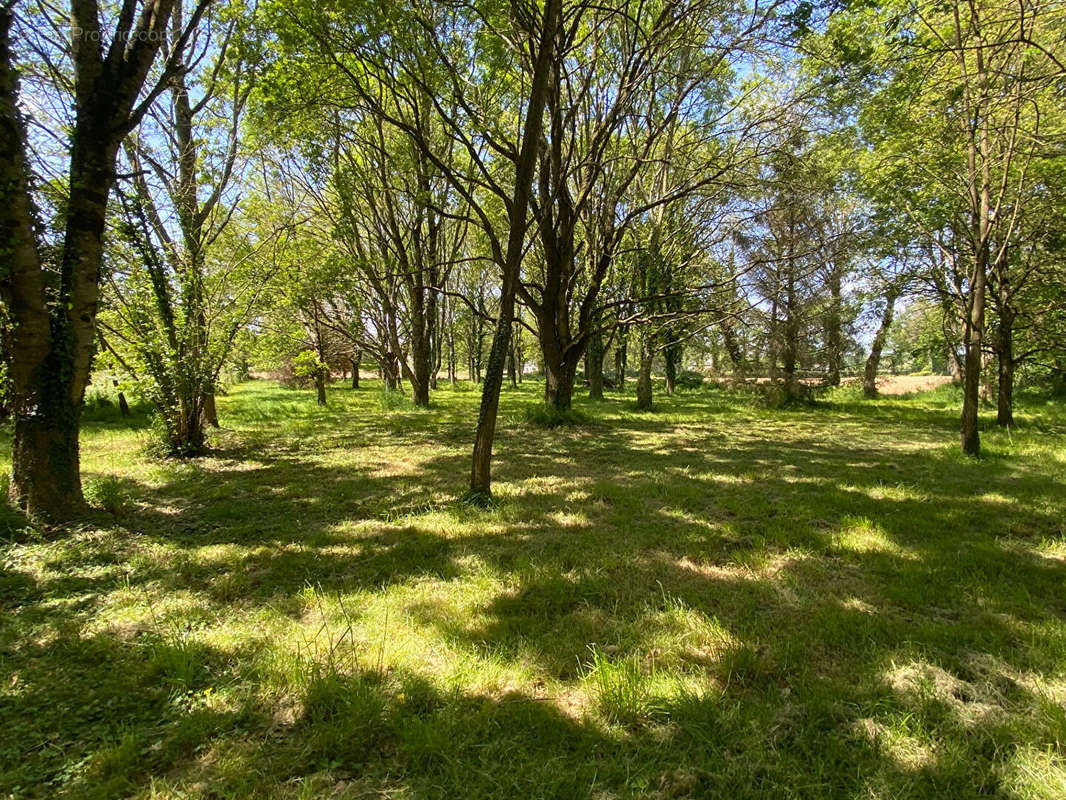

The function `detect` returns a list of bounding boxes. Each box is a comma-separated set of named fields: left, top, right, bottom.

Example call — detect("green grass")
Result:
left=1, top=378, right=1065, bottom=799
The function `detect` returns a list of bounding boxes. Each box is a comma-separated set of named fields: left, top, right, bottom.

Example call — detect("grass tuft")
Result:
left=581, top=646, right=654, bottom=725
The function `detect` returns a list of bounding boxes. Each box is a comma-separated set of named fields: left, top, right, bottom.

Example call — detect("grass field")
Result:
left=1, top=379, right=1065, bottom=799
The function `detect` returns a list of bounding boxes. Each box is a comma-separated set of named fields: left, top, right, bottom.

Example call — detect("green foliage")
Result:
left=0, top=358, right=9, bottom=419
left=675, top=370, right=704, bottom=390
left=887, top=300, right=953, bottom=375
left=735, top=381, right=818, bottom=410
left=523, top=403, right=592, bottom=428
left=83, top=476, right=132, bottom=515
left=291, top=350, right=327, bottom=384
left=142, top=414, right=178, bottom=460
left=819, top=382, right=867, bottom=404
left=378, top=386, right=412, bottom=412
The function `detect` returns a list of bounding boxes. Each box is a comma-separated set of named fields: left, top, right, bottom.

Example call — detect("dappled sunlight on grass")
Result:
left=1, top=379, right=1065, bottom=797
left=834, top=515, right=922, bottom=559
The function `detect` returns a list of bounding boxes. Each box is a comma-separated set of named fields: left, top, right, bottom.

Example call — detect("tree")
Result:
left=267, top=0, right=562, bottom=498
left=1, top=0, right=209, bottom=518
left=862, top=282, right=902, bottom=397
left=520, top=0, right=782, bottom=410
left=739, top=122, right=839, bottom=401
left=329, top=114, right=468, bottom=407
left=817, top=0, right=1065, bottom=454
left=104, top=0, right=263, bottom=454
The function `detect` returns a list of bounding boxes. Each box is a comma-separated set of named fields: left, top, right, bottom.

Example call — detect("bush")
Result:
left=676, top=370, right=704, bottom=390
left=768, top=382, right=816, bottom=409
left=736, top=381, right=817, bottom=410
left=83, top=387, right=116, bottom=412
left=820, top=383, right=866, bottom=404
left=446, top=379, right=477, bottom=393
left=523, top=403, right=591, bottom=428
left=84, top=475, right=132, bottom=515
left=142, top=414, right=178, bottom=459
left=379, top=387, right=411, bottom=412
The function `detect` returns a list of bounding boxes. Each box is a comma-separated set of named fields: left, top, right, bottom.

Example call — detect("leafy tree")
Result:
left=104, top=0, right=265, bottom=454
left=1, top=0, right=210, bottom=518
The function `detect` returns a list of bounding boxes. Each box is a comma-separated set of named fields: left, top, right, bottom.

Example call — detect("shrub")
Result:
left=750, top=382, right=817, bottom=409
left=141, top=413, right=179, bottom=459
left=84, top=475, right=132, bottom=515
left=523, top=403, right=591, bottom=428
left=676, top=370, right=704, bottom=390
left=820, top=383, right=866, bottom=404
left=379, top=387, right=411, bottom=411
left=83, top=386, right=116, bottom=412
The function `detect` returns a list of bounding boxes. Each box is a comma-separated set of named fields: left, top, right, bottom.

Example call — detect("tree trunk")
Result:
left=4, top=136, right=110, bottom=515
left=409, top=289, right=432, bottom=407
left=0, top=1, right=184, bottom=519
left=996, top=313, right=1014, bottom=428
left=767, top=297, right=780, bottom=382
left=863, top=288, right=898, bottom=398
left=664, top=340, right=681, bottom=395
left=112, top=380, right=131, bottom=418
left=5, top=129, right=114, bottom=517
left=351, top=355, right=360, bottom=389
left=473, top=310, right=484, bottom=382
left=721, top=323, right=745, bottom=376
left=514, top=322, right=524, bottom=384
left=539, top=315, right=584, bottom=410
left=824, top=263, right=844, bottom=387
left=174, top=394, right=206, bottom=454
left=203, top=391, right=219, bottom=427
left=544, top=356, right=578, bottom=410
left=588, top=325, right=604, bottom=400
left=781, top=275, right=801, bottom=400
left=961, top=47, right=994, bottom=457
left=315, top=371, right=327, bottom=406
left=10, top=410, right=83, bottom=518
left=949, top=347, right=963, bottom=383
left=412, top=337, right=431, bottom=406
left=383, top=352, right=400, bottom=391
left=636, top=336, right=654, bottom=410
left=470, top=0, right=559, bottom=500
left=961, top=316, right=983, bottom=456
left=615, top=329, right=627, bottom=390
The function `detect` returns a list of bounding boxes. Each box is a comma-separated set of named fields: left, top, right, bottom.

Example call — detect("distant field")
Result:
left=855, top=374, right=956, bottom=395
left=1, top=380, right=1064, bottom=799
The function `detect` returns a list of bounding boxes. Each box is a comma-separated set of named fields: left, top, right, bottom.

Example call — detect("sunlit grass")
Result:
left=1, top=378, right=1064, bottom=798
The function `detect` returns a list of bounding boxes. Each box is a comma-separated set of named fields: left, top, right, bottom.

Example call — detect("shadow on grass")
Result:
left=2, top=381, right=1065, bottom=797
